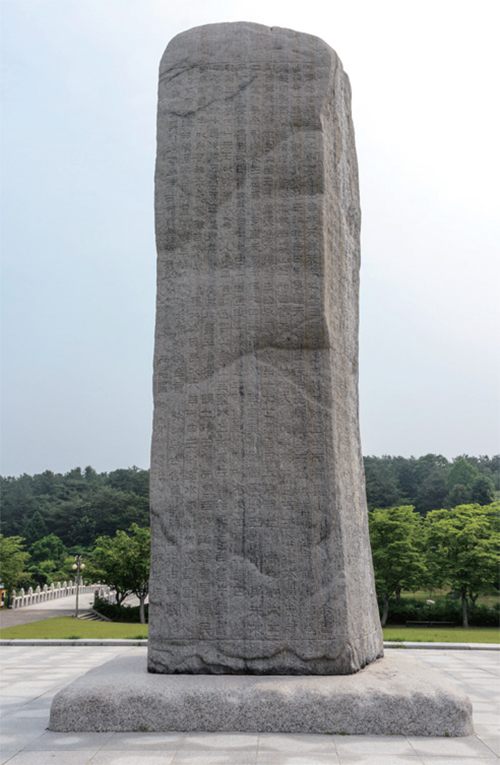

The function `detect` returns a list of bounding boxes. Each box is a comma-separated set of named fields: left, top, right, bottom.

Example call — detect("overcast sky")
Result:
left=1, top=0, right=499, bottom=477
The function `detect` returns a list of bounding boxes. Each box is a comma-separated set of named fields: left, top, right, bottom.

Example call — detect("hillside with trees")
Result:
left=364, top=454, right=498, bottom=515
left=1, top=458, right=497, bottom=626
left=1, top=456, right=497, bottom=545
left=0, top=466, right=149, bottom=548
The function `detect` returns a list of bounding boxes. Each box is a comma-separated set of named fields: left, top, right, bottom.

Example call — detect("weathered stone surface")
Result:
left=49, top=653, right=473, bottom=735
left=149, top=21, right=383, bottom=674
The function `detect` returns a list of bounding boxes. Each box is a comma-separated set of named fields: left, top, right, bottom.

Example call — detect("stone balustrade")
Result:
left=94, top=586, right=116, bottom=604
left=9, top=582, right=109, bottom=609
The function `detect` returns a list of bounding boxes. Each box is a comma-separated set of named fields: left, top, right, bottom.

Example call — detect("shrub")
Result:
left=93, top=597, right=149, bottom=623
left=380, top=597, right=499, bottom=627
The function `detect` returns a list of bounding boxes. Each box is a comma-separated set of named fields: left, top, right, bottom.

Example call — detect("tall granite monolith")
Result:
left=48, top=22, right=473, bottom=739
left=148, top=22, right=384, bottom=674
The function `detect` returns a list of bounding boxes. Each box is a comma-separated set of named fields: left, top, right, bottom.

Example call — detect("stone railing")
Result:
left=9, top=582, right=110, bottom=609
left=93, top=586, right=116, bottom=604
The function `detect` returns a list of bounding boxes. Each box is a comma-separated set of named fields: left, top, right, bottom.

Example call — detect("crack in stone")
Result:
left=165, top=75, right=258, bottom=118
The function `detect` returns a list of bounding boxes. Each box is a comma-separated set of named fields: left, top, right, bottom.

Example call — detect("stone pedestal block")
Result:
left=149, top=22, right=383, bottom=675
left=49, top=654, right=473, bottom=736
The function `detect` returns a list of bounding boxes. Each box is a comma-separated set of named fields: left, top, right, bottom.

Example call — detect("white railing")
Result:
left=94, top=584, right=116, bottom=603
left=93, top=586, right=116, bottom=604
left=9, top=582, right=109, bottom=609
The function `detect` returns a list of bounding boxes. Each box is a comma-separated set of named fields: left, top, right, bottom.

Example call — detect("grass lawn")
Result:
left=383, top=626, right=499, bottom=644
left=0, top=618, right=498, bottom=643
left=0, top=617, right=149, bottom=640
left=398, top=589, right=499, bottom=608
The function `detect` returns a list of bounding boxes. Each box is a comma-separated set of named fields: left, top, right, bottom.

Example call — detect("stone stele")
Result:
left=149, top=21, right=383, bottom=676
left=48, top=22, right=474, bottom=737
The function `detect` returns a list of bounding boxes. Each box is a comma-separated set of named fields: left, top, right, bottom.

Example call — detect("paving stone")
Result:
left=407, top=734, right=496, bottom=756
left=1, top=647, right=498, bottom=762
left=332, top=735, right=415, bottom=754
left=336, top=757, right=422, bottom=765
left=2, top=752, right=97, bottom=765
left=257, top=754, right=340, bottom=765
left=23, top=730, right=114, bottom=750
left=257, top=732, right=336, bottom=752
left=102, top=732, right=186, bottom=750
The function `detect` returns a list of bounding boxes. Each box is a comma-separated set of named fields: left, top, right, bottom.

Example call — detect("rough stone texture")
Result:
left=149, top=21, right=383, bottom=675
left=49, top=653, right=473, bottom=736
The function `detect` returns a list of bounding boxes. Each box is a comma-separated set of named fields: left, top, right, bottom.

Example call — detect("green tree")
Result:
left=117, top=524, right=151, bottom=624
left=88, top=524, right=151, bottom=622
left=27, top=534, right=67, bottom=586
left=446, top=483, right=471, bottom=508
left=368, top=506, right=427, bottom=625
left=0, top=535, right=30, bottom=598
left=32, top=470, right=62, bottom=497
left=0, top=474, right=38, bottom=537
left=84, top=486, right=149, bottom=538
left=484, top=455, right=500, bottom=491
left=70, top=515, right=97, bottom=548
left=413, top=454, right=449, bottom=515
left=108, top=467, right=150, bottom=498
left=23, top=510, right=48, bottom=546
left=88, top=536, right=133, bottom=607
left=364, top=457, right=403, bottom=511
left=390, top=456, right=418, bottom=504
left=445, top=458, right=480, bottom=492
left=29, top=533, right=66, bottom=565
left=424, top=503, right=500, bottom=627
left=470, top=475, right=495, bottom=505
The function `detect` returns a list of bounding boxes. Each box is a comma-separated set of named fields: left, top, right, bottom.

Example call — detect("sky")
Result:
left=1, top=0, right=499, bottom=477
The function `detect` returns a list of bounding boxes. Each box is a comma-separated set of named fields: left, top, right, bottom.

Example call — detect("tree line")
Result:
left=1, top=456, right=497, bottom=546
left=2, top=501, right=498, bottom=628
left=369, top=502, right=499, bottom=627
left=0, top=466, right=149, bottom=547
left=364, top=454, right=498, bottom=515
left=1, top=457, right=498, bottom=628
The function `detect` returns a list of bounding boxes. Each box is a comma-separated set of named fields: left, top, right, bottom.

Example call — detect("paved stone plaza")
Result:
left=1, top=645, right=498, bottom=763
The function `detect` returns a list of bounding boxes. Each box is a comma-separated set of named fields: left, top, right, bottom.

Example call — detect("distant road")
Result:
left=0, top=592, right=144, bottom=629
left=0, top=592, right=96, bottom=629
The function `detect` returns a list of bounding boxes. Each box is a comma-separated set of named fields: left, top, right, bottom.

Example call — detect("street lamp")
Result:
left=72, top=555, right=85, bottom=619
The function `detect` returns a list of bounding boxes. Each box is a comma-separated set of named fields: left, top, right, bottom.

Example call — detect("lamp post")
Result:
left=72, top=555, right=85, bottom=619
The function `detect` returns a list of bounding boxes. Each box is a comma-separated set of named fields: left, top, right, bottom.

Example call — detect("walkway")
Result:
left=0, top=594, right=146, bottom=630
left=0, top=646, right=498, bottom=763
left=0, top=593, right=96, bottom=629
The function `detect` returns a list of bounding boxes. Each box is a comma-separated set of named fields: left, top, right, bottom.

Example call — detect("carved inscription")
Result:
left=149, top=22, right=384, bottom=674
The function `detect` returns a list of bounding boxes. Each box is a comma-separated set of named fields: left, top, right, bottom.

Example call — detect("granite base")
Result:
left=49, top=653, right=473, bottom=736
